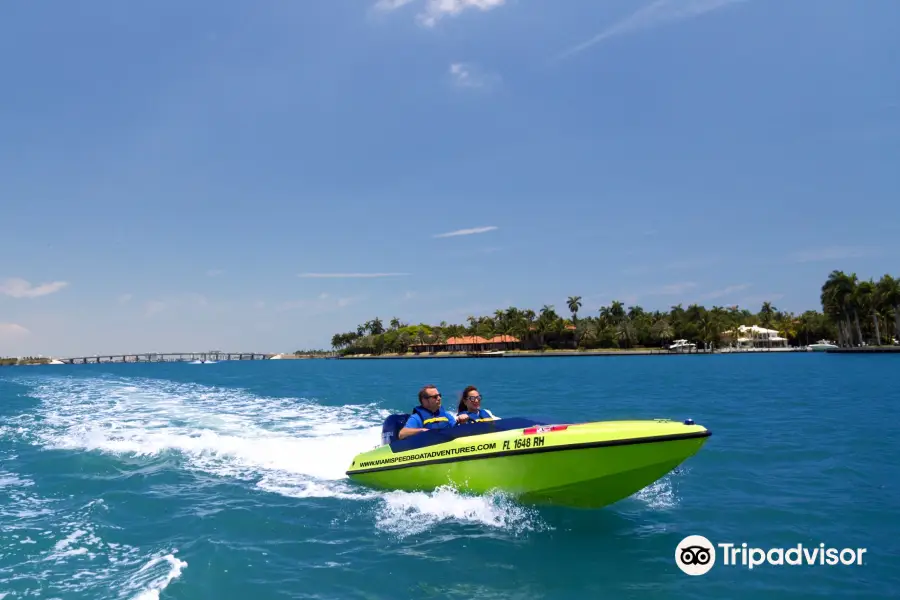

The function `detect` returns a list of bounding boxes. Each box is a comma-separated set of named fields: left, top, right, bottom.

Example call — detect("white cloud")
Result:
left=433, top=225, right=498, bottom=238
left=448, top=62, right=499, bottom=89
left=420, top=0, right=506, bottom=26
left=374, top=0, right=507, bottom=27
left=0, top=277, right=69, bottom=298
left=297, top=272, right=410, bottom=278
left=557, top=0, right=747, bottom=60
left=0, top=323, right=30, bottom=338
left=450, top=63, right=476, bottom=86
left=374, top=0, right=417, bottom=9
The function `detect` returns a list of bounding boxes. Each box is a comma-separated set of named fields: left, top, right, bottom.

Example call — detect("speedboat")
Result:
left=346, top=414, right=711, bottom=509
left=807, top=340, right=838, bottom=352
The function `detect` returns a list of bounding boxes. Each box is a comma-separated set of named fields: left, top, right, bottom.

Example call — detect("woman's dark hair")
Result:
left=458, top=386, right=479, bottom=412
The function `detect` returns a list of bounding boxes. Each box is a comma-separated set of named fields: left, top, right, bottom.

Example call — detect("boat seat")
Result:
left=381, top=414, right=410, bottom=446
left=387, top=417, right=551, bottom=453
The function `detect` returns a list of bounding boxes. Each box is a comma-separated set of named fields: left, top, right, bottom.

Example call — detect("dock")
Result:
left=825, top=346, right=900, bottom=354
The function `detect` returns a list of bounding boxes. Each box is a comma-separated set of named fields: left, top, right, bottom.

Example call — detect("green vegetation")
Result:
left=0, top=356, right=51, bottom=366
left=331, top=271, right=900, bottom=355
left=292, top=349, right=334, bottom=357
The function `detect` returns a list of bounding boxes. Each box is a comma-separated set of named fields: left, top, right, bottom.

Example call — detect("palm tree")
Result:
left=759, top=302, right=776, bottom=328
left=651, top=317, right=674, bottom=347
left=567, top=296, right=582, bottom=347
left=856, top=279, right=880, bottom=345
left=876, top=274, right=900, bottom=343
left=821, top=270, right=858, bottom=346
left=369, top=318, right=385, bottom=335
left=777, top=312, right=797, bottom=345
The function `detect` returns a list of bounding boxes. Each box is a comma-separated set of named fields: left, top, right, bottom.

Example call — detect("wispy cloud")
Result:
left=433, top=226, right=498, bottom=238
left=277, top=293, right=357, bottom=313
left=297, top=272, right=410, bottom=278
left=556, top=0, right=747, bottom=60
left=0, top=277, right=69, bottom=299
left=0, top=323, right=30, bottom=338
left=700, top=283, right=751, bottom=300
left=789, top=246, right=876, bottom=263
left=206, top=269, right=225, bottom=277
left=374, top=0, right=416, bottom=9
left=448, top=62, right=499, bottom=89
left=374, top=0, right=507, bottom=27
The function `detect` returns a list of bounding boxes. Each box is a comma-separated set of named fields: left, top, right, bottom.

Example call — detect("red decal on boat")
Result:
left=524, top=425, right=569, bottom=435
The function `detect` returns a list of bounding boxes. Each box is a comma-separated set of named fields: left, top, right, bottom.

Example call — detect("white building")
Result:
left=723, top=325, right=789, bottom=349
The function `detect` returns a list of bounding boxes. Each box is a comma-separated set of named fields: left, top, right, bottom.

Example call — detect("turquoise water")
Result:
left=1, top=355, right=897, bottom=599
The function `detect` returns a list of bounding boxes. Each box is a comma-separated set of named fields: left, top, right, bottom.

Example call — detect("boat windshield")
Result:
left=388, top=417, right=550, bottom=453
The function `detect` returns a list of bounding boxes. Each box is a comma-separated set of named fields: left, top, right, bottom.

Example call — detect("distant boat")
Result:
left=807, top=340, right=839, bottom=352
left=466, top=350, right=506, bottom=358
left=668, top=339, right=696, bottom=352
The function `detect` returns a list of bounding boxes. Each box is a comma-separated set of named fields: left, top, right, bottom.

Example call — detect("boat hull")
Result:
left=347, top=419, right=710, bottom=509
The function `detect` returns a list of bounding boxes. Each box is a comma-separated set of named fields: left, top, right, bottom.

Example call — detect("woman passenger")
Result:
left=457, top=386, right=499, bottom=423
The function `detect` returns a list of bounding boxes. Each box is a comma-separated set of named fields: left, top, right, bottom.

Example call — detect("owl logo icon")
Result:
left=675, top=535, right=716, bottom=575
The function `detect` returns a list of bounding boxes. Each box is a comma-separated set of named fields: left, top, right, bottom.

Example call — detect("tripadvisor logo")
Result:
left=676, top=535, right=715, bottom=576
left=675, top=535, right=867, bottom=575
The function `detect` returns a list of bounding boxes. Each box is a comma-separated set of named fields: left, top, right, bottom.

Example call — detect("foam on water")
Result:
left=0, top=455, right=186, bottom=599
left=375, top=485, right=547, bottom=538
left=4, top=374, right=544, bottom=534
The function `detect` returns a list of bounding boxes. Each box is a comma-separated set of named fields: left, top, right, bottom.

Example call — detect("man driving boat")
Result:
left=397, top=385, right=469, bottom=439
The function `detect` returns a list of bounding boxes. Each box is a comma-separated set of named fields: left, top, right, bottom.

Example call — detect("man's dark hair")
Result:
left=418, top=384, right=438, bottom=405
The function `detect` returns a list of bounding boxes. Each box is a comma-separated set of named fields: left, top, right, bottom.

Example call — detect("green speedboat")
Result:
left=346, top=414, right=711, bottom=509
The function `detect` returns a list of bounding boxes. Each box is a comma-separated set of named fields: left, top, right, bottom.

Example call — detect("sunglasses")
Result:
left=425, top=393, right=442, bottom=399
left=466, top=395, right=482, bottom=402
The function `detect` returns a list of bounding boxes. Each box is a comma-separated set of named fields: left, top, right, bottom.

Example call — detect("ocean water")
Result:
left=1, top=355, right=898, bottom=599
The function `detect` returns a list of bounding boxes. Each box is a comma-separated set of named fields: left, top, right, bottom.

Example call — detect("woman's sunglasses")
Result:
left=466, top=395, right=482, bottom=402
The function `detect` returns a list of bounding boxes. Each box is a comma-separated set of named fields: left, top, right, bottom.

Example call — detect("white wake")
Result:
left=5, top=374, right=545, bottom=535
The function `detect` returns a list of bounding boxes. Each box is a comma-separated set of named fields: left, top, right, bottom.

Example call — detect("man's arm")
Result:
left=398, top=414, right=425, bottom=439
left=398, top=425, right=426, bottom=439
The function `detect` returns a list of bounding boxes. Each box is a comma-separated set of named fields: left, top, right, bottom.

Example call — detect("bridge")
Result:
left=59, top=352, right=274, bottom=365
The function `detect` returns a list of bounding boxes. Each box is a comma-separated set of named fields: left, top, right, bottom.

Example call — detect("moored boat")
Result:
left=346, top=414, right=711, bottom=509
left=808, top=339, right=839, bottom=352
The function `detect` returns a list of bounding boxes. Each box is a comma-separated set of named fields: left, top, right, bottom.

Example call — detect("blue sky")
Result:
left=2, top=0, right=898, bottom=356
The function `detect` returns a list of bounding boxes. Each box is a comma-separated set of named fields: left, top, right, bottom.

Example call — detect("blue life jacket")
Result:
left=411, top=405, right=455, bottom=430
left=460, top=408, right=495, bottom=423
